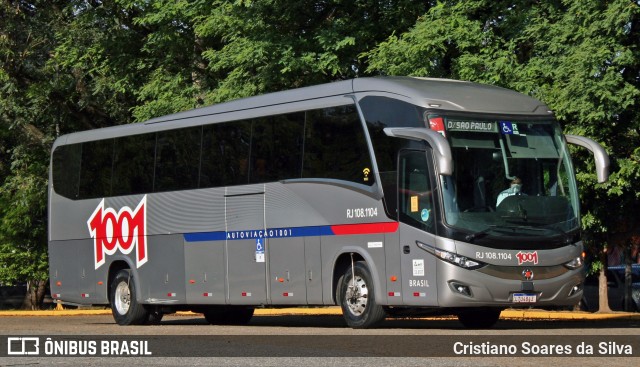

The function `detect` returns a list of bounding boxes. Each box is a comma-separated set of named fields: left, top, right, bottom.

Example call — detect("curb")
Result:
left=499, top=309, right=640, bottom=320
left=1, top=307, right=638, bottom=320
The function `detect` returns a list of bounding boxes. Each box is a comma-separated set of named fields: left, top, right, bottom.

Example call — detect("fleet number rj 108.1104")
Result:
left=346, top=207, right=378, bottom=219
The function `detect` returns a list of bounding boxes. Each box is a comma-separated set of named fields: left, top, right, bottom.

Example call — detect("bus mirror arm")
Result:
left=565, top=135, right=610, bottom=183
left=383, top=128, right=453, bottom=176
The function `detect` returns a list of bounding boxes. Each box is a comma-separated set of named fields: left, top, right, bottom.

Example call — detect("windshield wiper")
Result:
left=465, top=224, right=524, bottom=242
left=540, top=225, right=573, bottom=245
left=464, top=225, right=498, bottom=242
left=464, top=224, right=571, bottom=244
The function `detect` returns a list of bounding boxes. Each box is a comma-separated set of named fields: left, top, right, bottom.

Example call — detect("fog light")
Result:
left=450, top=282, right=472, bottom=297
left=568, top=283, right=583, bottom=297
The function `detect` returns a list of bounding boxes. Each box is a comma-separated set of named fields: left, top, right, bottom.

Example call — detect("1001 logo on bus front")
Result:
left=516, top=251, right=539, bottom=265
left=87, top=196, right=148, bottom=269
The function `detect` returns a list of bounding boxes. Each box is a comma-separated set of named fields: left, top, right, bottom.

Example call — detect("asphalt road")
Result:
left=1, top=312, right=639, bottom=366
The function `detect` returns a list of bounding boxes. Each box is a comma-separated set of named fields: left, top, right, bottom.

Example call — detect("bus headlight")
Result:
left=435, top=249, right=484, bottom=269
left=416, top=241, right=485, bottom=270
left=564, top=256, right=583, bottom=269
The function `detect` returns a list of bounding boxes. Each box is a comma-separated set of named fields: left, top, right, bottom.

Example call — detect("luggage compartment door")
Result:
left=225, top=189, right=268, bottom=304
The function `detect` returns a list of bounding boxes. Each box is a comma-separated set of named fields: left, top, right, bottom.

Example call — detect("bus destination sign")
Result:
left=446, top=120, right=498, bottom=133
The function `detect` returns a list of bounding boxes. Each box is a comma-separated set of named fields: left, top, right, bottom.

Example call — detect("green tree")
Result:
left=366, top=0, right=640, bottom=311
left=195, top=0, right=429, bottom=102
left=53, top=1, right=430, bottom=122
left=0, top=0, right=65, bottom=308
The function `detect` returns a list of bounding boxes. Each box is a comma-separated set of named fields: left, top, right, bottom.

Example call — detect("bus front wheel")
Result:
left=109, top=269, right=149, bottom=325
left=337, top=261, right=386, bottom=328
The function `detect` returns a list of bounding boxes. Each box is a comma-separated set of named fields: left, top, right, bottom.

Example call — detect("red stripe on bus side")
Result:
left=330, top=222, right=399, bottom=236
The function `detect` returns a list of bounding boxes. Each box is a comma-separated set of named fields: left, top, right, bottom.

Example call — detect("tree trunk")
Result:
left=624, top=251, right=633, bottom=311
left=21, top=281, right=32, bottom=310
left=597, top=267, right=612, bottom=313
left=21, top=279, right=47, bottom=310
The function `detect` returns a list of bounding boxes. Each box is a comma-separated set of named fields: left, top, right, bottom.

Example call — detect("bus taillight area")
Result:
left=434, top=254, right=585, bottom=309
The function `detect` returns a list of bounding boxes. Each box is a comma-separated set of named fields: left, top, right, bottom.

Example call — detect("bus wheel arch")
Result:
left=332, top=252, right=364, bottom=305
left=107, top=260, right=130, bottom=304
left=107, top=262, right=149, bottom=325
left=336, top=259, right=386, bottom=328
left=332, top=251, right=386, bottom=328
left=332, top=249, right=383, bottom=304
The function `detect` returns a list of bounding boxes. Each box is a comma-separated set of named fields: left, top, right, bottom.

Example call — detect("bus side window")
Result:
left=249, top=112, right=304, bottom=184
left=201, top=121, right=251, bottom=187
left=79, top=139, right=114, bottom=199
left=112, top=134, right=156, bottom=196
left=359, top=96, right=424, bottom=217
left=155, top=126, right=201, bottom=192
left=303, top=105, right=374, bottom=185
left=52, top=144, right=82, bottom=199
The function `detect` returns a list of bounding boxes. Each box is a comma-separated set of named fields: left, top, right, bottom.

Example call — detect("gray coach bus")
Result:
left=48, top=77, right=609, bottom=328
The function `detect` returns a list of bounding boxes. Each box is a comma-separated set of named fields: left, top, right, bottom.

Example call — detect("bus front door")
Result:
left=398, top=149, right=438, bottom=306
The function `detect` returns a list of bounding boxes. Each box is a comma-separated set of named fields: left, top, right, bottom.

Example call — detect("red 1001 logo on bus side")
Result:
left=87, top=196, right=148, bottom=269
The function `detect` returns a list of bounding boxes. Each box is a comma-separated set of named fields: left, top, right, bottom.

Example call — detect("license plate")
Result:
left=512, top=293, right=537, bottom=303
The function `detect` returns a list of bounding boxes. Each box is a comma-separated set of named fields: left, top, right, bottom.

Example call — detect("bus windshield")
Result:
left=435, top=115, right=580, bottom=238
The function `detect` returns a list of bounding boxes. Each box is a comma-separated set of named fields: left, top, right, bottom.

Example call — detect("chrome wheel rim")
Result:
left=345, top=275, right=368, bottom=316
left=114, top=281, right=131, bottom=315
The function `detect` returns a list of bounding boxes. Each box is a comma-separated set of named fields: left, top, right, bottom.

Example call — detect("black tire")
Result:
left=631, top=288, right=640, bottom=312
left=457, top=307, right=502, bottom=329
left=109, top=269, right=149, bottom=325
left=337, top=261, right=386, bottom=328
left=147, top=310, right=164, bottom=324
left=203, top=307, right=254, bottom=325
left=579, top=297, right=592, bottom=312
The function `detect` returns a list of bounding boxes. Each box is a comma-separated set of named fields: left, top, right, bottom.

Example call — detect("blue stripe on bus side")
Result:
left=183, top=222, right=399, bottom=243
left=183, top=225, right=335, bottom=243
left=183, top=231, right=227, bottom=242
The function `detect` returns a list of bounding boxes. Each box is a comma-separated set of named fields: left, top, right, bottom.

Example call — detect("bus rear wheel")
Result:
left=110, top=269, right=149, bottom=325
left=337, top=261, right=386, bottom=328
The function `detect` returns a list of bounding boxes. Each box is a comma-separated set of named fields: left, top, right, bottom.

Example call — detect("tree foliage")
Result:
left=0, top=0, right=63, bottom=308
left=194, top=0, right=427, bottom=102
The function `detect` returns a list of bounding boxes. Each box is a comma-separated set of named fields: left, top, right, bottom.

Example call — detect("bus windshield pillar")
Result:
left=383, top=127, right=453, bottom=176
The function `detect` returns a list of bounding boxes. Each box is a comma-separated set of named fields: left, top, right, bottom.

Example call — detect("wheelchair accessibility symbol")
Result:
left=256, top=239, right=265, bottom=263
left=500, top=121, right=519, bottom=135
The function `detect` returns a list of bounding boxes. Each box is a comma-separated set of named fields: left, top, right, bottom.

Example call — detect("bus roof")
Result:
left=146, top=77, right=550, bottom=124
left=54, top=77, right=551, bottom=147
